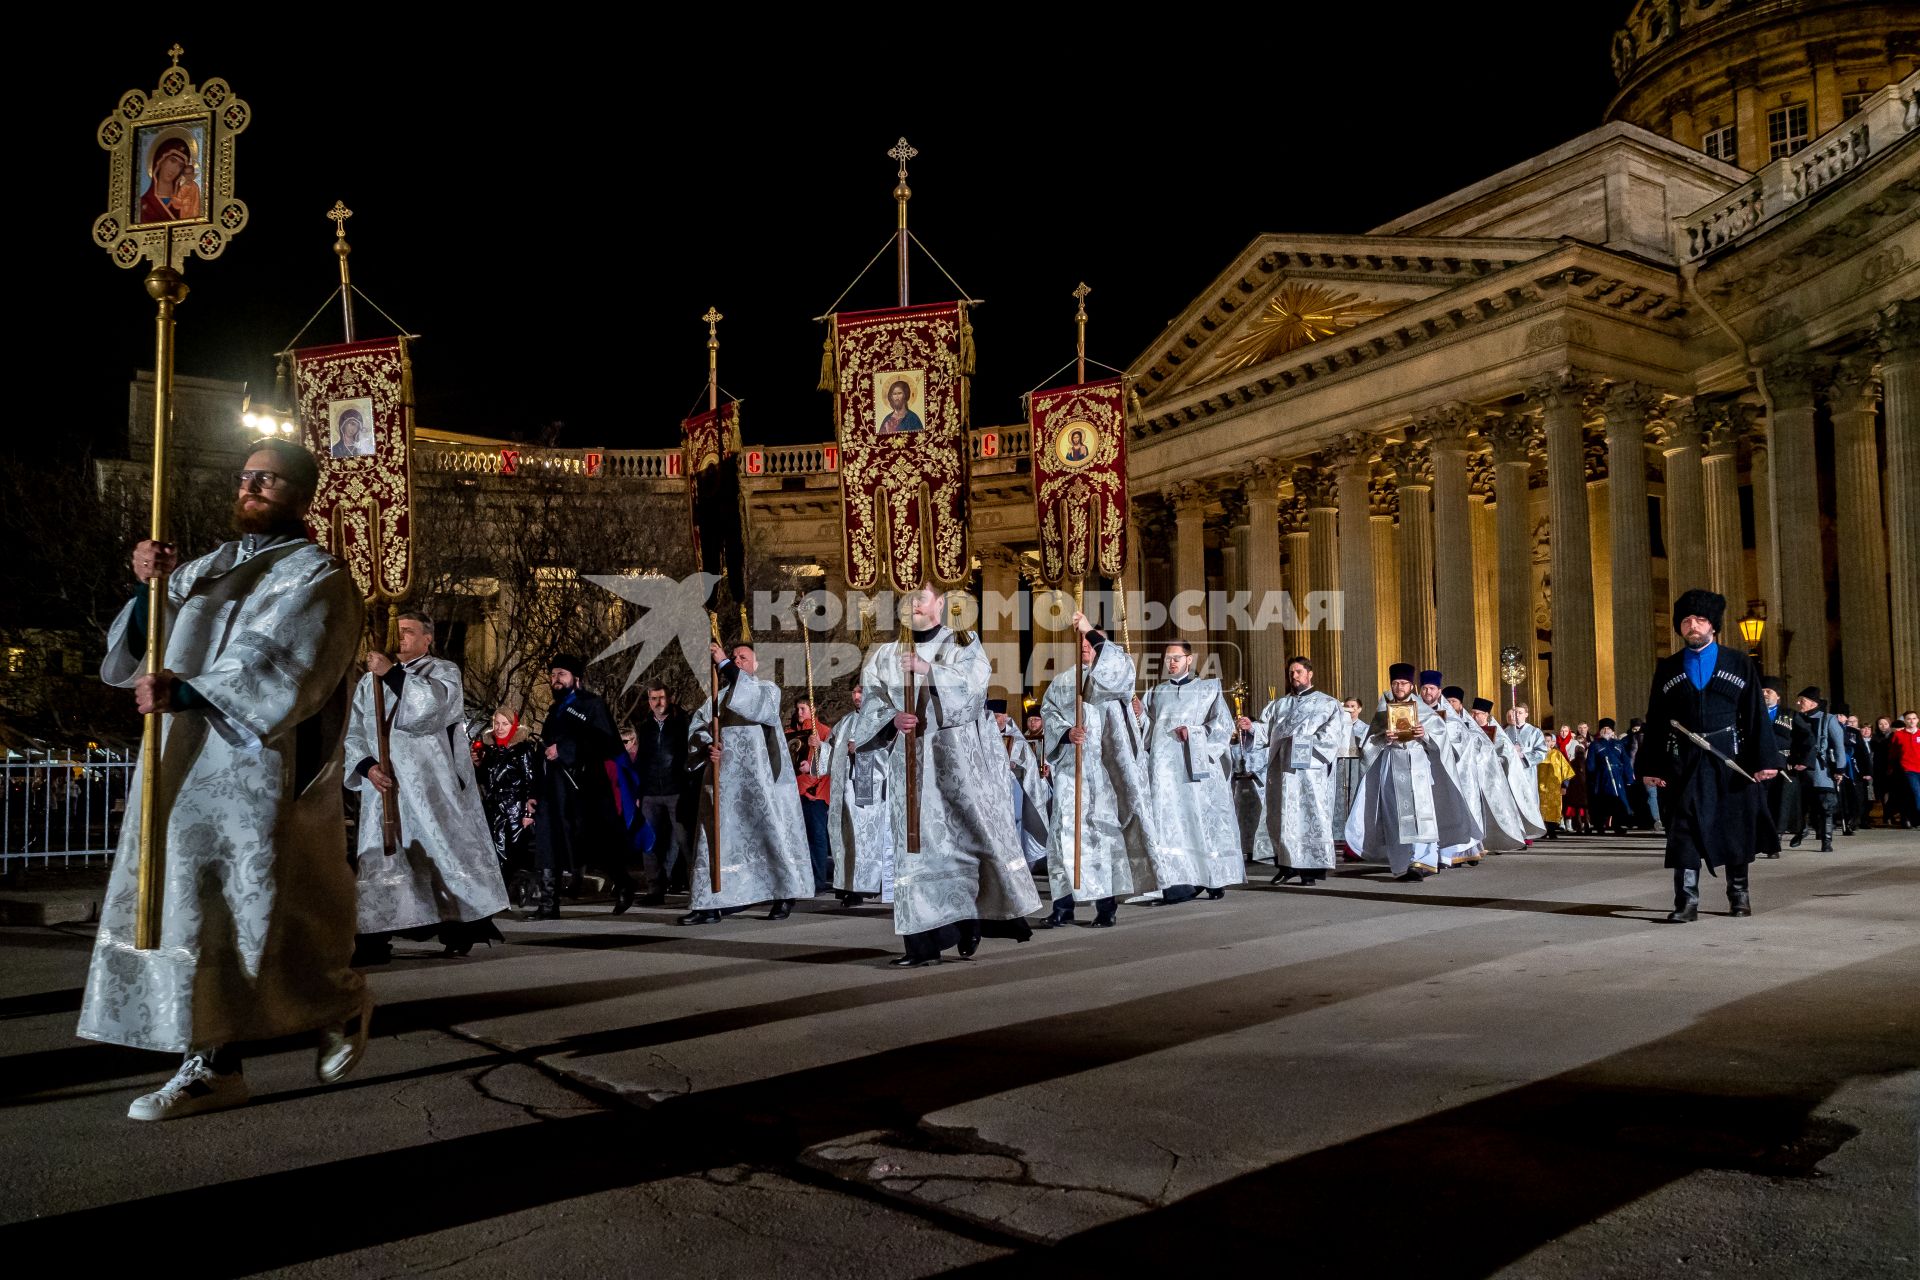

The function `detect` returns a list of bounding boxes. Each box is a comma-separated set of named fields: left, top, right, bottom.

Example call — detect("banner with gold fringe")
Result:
left=1028, top=376, right=1127, bottom=585
left=830, top=301, right=971, bottom=591
left=295, top=335, right=413, bottom=600
left=683, top=399, right=746, bottom=605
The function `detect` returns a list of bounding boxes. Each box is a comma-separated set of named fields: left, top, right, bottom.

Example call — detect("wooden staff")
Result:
left=371, top=658, right=400, bottom=856
left=903, top=619, right=920, bottom=855
left=707, top=610, right=723, bottom=895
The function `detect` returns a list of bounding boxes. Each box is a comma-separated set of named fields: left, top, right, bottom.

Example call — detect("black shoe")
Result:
left=1269, top=870, right=1288, bottom=885
left=1729, top=900, right=1752, bottom=918
left=351, top=936, right=393, bottom=967
left=765, top=900, right=793, bottom=921
left=889, top=954, right=940, bottom=968
left=1789, top=831, right=1806, bottom=848
left=1764, top=851, right=1781, bottom=859
left=1665, top=905, right=1699, bottom=923
left=1038, top=903, right=1075, bottom=929
left=675, top=910, right=723, bottom=926
left=612, top=885, right=635, bottom=915
left=1392, top=871, right=1429, bottom=883
left=1819, top=838, right=1833, bottom=852
left=1202, top=887, right=1226, bottom=900
left=639, top=892, right=667, bottom=907
left=1083, top=916, right=1117, bottom=928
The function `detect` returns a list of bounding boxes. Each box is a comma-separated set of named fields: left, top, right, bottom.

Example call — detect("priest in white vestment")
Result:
left=1140, top=641, right=1244, bottom=904
left=1245, top=655, right=1348, bottom=884
left=827, top=683, right=894, bottom=905
left=1344, top=663, right=1474, bottom=881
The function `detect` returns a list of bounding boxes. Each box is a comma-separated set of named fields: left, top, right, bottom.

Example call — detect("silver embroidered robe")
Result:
left=1343, top=693, right=1475, bottom=876
left=1498, top=724, right=1549, bottom=833
left=1249, top=687, right=1348, bottom=871
left=1431, top=705, right=1490, bottom=860
left=1472, top=722, right=1546, bottom=847
left=1000, top=719, right=1051, bottom=867
left=79, top=537, right=367, bottom=1054
left=1041, top=640, right=1157, bottom=901
left=345, top=656, right=509, bottom=933
left=1141, top=678, right=1244, bottom=889
left=1230, top=724, right=1269, bottom=860
left=850, top=628, right=1041, bottom=935
left=688, top=664, right=815, bottom=909
left=827, top=708, right=894, bottom=900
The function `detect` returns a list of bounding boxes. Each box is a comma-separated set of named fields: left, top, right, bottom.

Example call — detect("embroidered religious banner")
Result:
left=295, top=336, right=413, bottom=600
left=1028, top=376, right=1127, bottom=585
left=682, top=399, right=746, bottom=604
left=828, top=301, right=971, bottom=591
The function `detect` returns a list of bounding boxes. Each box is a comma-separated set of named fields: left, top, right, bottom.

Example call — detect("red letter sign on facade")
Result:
left=500, top=448, right=519, bottom=476
left=744, top=449, right=765, bottom=476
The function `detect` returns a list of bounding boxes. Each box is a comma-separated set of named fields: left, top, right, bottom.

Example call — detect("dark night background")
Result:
left=36, top=14, right=1623, bottom=456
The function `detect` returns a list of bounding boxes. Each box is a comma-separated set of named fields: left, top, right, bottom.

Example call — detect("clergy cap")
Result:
left=985, top=698, right=1008, bottom=713
left=1442, top=685, right=1465, bottom=702
left=1388, top=663, right=1416, bottom=683
left=1471, top=697, right=1493, bottom=713
left=1672, top=588, right=1726, bottom=635
left=1797, top=686, right=1822, bottom=704
left=1597, top=717, right=1616, bottom=730
left=1419, top=670, right=1443, bottom=688
left=550, top=653, right=585, bottom=679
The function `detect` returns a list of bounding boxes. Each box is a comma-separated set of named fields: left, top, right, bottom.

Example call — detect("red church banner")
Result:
left=1029, top=377, right=1128, bottom=585
left=830, top=301, right=971, bottom=591
left=295, top=336, right=413, bottom=600
left=682, top=400, right=746, bottom=603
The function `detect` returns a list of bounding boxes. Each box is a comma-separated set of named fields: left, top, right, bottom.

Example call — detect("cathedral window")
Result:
left=1702, top=124, right=1736, bottom=161
left=1841, top=91, right=1874, bottom=118
left=1767, top=103, right=1809, bottom=159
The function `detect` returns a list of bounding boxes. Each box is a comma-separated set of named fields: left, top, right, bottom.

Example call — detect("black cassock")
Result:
left=1638, top=646, right=1784, bottom=872
left=536, top=688, right=621, bottom=878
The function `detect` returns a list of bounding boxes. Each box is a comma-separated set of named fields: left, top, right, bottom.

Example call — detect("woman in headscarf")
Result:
left=139, top=137, right=194, bottom=223
left=477, top=709, right=540, bottom=907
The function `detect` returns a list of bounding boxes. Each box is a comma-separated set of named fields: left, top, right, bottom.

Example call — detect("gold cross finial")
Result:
left=703, top=306, right=723, bottom=348
left=327, top=200, right=352, bottom=238
left=167, top=44, right=184, bottom=66
left=1074, top=281, right=1091, bottom=318
left=888, top=136, right=917, bottom=182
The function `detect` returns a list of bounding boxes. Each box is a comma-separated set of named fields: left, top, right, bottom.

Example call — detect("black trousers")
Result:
left=1798, top=780, right=1837, bottom=838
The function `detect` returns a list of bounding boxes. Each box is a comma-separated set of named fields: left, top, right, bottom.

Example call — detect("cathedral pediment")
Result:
left=1132, top=233, right=1561, bottom=407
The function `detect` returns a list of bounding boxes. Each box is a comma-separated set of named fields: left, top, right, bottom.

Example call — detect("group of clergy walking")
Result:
left=74, top=436, right=1788, bottom=1125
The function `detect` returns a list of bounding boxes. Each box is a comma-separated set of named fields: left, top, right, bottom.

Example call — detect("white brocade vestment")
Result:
left=78, top=536, right=367, bottom=1054
left=1343, top=693, right=1475, bottom=877
left=1041, top=640, right=1157, bottom=901
left=1140, top=677, right=1245, bottom=889
left=1001, top=720, right=1051, bottom=867
left=688, top=663, right=815, bottom=909
left=345, top=656, right=509, bottom=933
left=1250, top=687, right=1348, bottom=871
left=849, top=629, right=1041, bottom=936
left=827, top=709, right=894, bottom=900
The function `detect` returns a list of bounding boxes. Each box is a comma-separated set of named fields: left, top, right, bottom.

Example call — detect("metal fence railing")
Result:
left=2, top=751, right=132, bottom=871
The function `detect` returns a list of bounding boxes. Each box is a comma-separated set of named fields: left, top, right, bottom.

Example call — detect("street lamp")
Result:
left=1738, top=600, right=1766, bottom=659
left=240, top=355, right=299, bottom=437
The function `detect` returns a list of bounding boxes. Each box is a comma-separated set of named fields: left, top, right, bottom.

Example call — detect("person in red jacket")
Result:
left=1893, top=711, right=1920, bottom=831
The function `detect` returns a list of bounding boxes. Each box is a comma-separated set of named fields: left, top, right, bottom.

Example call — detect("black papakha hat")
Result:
left=1798, top=686, right=1822, bottom=704
left=550, top=653, right=585, bottom=679
left=1672, top=588, right=1726, bottom=635
left=1597, top=717, right=1616, bottom=730
left=985, top=698, right=1008, bottom=713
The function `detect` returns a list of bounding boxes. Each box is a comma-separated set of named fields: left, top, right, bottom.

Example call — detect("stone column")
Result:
left=1424, top=406, right=1478, bottom=689
left=1484, top=413, right=1538, bottom=710
left=1528, top=370, right=1600, bottom=728
left=1333, top=437, right=1378, bottom=701
left=1370, top=474, right=1401, bottom=689
left=978, top=545, right=1022, bottom=704
left=1586, top=437, right=1616, bottom=721
left=1240, top=460, right=1287, bottom=700
left=1296, top=463, right=1342, bottom=695
left=1828, top=355, right=1894, bottom=717
left=1167, top=481, right=1210, bottom=649
left=1218, top=489, right=1250, bottom=689
left=1601, top=385, right=1658, bottom=715
left=1747, top=433, right=1781, bottom=677
left=1280, top=496, right=1311, bottom=671
left=1763, top=356, right=1831, bottom=696
left=1661, top=402, right=1710, bottom=621
left=1880, top=302, right=1920, bottom=713
left=1701, top=408, right=1747, bottom=613
left=1382, top=438, right=1436, bottom=671
left=1137, top=497, right=1176, bottom=645
left=1470, top=457, right=1498, bottom=697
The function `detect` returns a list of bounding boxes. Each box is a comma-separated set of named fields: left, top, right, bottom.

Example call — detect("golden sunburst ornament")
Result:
left=1216, top=281, right=1396, bottom=372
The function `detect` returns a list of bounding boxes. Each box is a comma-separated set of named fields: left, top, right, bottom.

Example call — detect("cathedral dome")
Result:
left=1606, top=0, right=1916, bottom=171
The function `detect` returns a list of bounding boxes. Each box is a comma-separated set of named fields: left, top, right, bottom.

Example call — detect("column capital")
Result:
left=1829, top=352, right=1883, bottom=416
left=1878, top=298, right=1920, bottom=359
left=1380, top=438, right=1434, bottom=487
left=1134, top=495, right=1174, bottom=540
left=1277, top=495, right=1308, bottom=536
left=1657, top=399, right=1709, bottom=453
left=1601, top=380, right=1663, bottom=435
left=1412, top=401, right=1476, bottom=448
left=1240, top=456, right=1289, bottom=499
left=1369, top=472, right=1400, bottom=518
left=1324, top=432, right=1378, bottom=474
left=1584, top=434, right=1609, bottom=482
left=1703, top=407, right=1745, bottom=458
left=1763, top=354, right=1831, bottom=408
left=976, top=543, right=1022, bottom=571
left=1524, top=367, right=1604, bottom=413
left=1217, top=486, right=1250, bottom=529
left=1468, top=452, right=1497, bottom=499
left=1294, top=460, right=1340, bottom=509
left=1164, top=480, right=1210, bottom=517
left=1482, top=411, right=1538, bottom=464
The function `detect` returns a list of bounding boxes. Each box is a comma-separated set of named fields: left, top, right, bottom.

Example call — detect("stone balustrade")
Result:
left=1678, top=69, right=1918, bottom=263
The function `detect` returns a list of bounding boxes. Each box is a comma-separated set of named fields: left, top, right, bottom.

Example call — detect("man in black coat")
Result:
left=628, top=679, right=691, bottom=904
left=1786, top=686, right=1847, bottom=852
left=533, top=653, right=625, bottom=918
left=1760, top=677, right=1798, bottom=838
left=1639, top=589, right=1783, bottom=923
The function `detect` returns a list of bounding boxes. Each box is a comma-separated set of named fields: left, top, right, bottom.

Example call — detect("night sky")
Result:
left=40, top=14, right=1624, bottom=458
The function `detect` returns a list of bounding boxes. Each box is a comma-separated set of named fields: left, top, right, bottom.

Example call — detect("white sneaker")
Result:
left=316, top=991, right=373, bottom=1084
left=127, top=1054, right=248, bottom=1122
